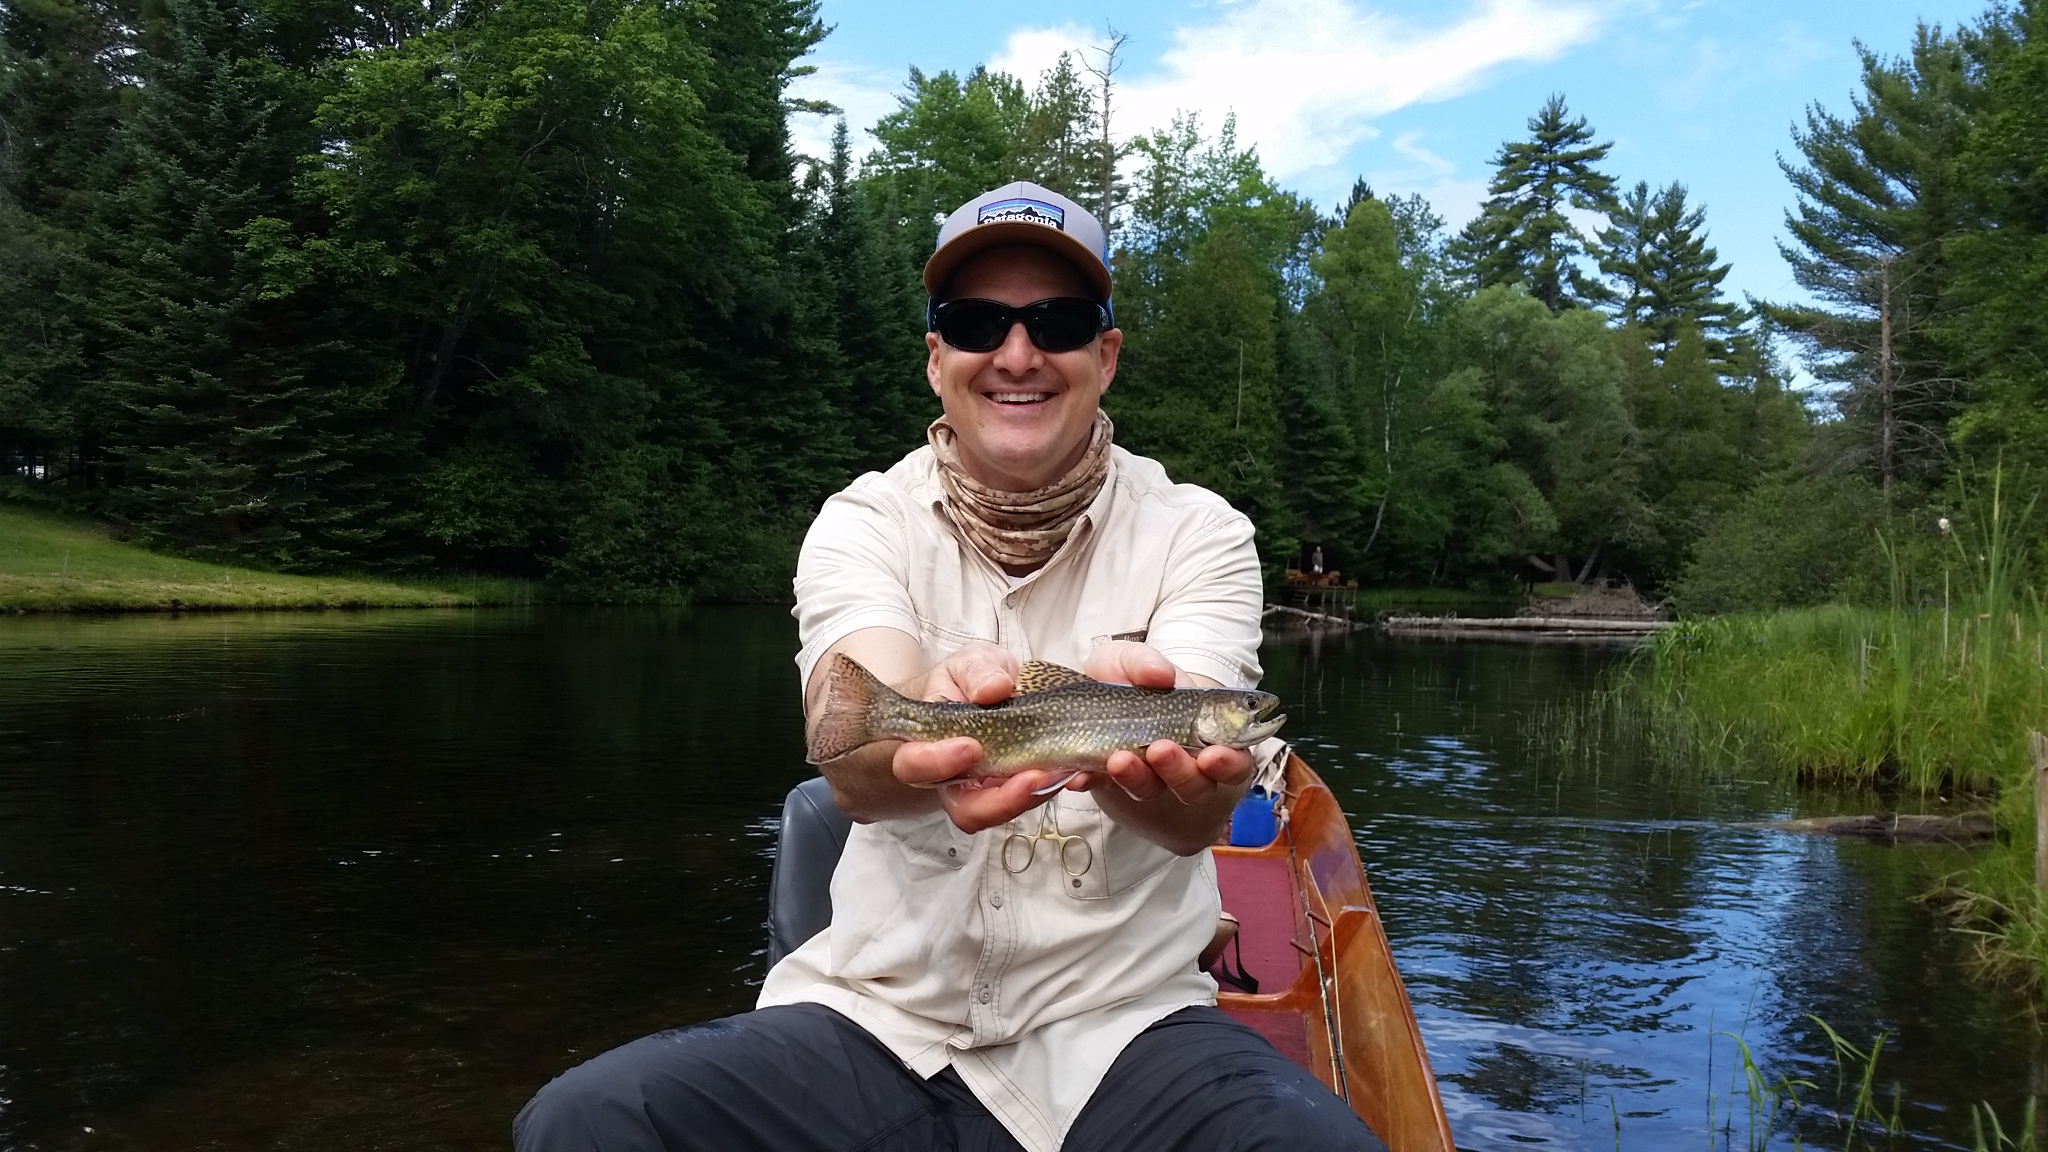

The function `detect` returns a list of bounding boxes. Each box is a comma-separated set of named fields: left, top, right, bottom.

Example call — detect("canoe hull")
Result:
left=1214, top=754, right=1455, bottom=1152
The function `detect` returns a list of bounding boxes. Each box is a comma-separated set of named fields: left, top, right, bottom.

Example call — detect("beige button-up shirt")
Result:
left=760, top=441, right=1265, bottom=1152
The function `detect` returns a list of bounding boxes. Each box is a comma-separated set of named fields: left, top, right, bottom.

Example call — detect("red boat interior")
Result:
left=1213, top=853, right=1311, bottom=1065
left=1207, top=755, right=1456, bottom=1152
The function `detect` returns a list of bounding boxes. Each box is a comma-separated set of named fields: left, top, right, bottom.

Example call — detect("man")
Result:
left=515, top=183, right=1384, bottom=1152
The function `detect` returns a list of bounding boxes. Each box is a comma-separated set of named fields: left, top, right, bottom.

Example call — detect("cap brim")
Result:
left=923, top=221, right=1113, bottom=304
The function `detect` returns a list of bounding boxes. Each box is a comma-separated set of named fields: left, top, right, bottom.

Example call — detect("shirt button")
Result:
left=947, top=847, right=957, bottom=858
left=990, top=893, right=1003, bottom=908
left=978, top=987, right=993, bottom=1004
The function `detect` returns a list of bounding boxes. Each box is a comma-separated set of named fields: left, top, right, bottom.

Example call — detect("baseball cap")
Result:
left=923, top=182, right=1113, bottom=304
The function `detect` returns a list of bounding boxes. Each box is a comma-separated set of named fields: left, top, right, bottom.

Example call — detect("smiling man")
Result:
left=514, top=183, right=1384, bottom=1152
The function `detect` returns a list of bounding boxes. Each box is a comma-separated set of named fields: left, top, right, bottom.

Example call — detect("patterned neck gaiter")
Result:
left=927, top=411, right=1114, bottom=569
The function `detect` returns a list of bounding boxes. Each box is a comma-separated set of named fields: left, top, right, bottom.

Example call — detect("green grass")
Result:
left=0, top=503, right=536, bottom=611
left=1637, top=603, right=2046, bottom=795
left=1605, top=473, right=2048, bottom=990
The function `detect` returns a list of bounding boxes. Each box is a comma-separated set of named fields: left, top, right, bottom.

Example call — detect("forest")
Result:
left=2, top=0, right=2045, bottom=602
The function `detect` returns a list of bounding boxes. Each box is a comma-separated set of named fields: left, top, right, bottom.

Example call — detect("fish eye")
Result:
left=1242, top=694, right=1259, bottom=709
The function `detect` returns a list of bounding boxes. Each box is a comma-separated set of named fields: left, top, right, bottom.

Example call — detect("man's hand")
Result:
left=1096, top=741, right=1255, bottom=806
left=917, top=641, right=1019, bottom=706
left=888, top=641, right=1072, bottom=833
left=812, top=633, right=1255, bottom=846
left=811, top=634, right=1068, bottom=832
left=1069, top=641, right=1256, bottom=854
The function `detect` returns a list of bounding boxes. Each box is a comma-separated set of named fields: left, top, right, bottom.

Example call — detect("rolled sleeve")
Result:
left=1145, top=512, right=1265, bottom=689
left=792, top=477, right=922, bottom=690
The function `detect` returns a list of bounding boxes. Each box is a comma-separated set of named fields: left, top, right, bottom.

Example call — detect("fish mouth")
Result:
left=1222, top=695, right=1285, bottom=747
left=1235, top=715, right=1286, bottom=745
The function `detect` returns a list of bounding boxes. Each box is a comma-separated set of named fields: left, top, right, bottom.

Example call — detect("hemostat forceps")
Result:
left=1001, top=803, right=1093, bottom=877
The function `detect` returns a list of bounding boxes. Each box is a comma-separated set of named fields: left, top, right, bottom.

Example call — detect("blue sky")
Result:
left=791, top=0, right=1988, bottom=310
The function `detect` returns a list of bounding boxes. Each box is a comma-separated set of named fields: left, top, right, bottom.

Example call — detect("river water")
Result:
left=0, top=608, right=2035, bottom=1150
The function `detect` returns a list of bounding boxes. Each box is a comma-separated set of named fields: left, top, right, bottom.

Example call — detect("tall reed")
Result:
left=1636, top=470, right=2044, bottom=798
left=1601, top=468, right=2048, bottom=986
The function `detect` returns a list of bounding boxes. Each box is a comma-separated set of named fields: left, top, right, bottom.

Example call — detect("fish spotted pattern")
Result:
left=805, top=654, right=1285, bottom=777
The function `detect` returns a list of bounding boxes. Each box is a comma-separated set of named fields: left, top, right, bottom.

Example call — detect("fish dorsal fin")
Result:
left=1016, top=661, right=1092, bottom=694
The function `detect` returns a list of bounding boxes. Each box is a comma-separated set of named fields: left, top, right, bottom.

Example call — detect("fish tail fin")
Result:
left=806, top=654, right=902, bottom=764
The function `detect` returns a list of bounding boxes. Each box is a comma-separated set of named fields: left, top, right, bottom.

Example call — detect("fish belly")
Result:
left=969, top=716, right=1190, bottom=777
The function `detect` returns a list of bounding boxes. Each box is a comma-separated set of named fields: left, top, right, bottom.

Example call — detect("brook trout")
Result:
left=804, top=654, right=1286, bottom=776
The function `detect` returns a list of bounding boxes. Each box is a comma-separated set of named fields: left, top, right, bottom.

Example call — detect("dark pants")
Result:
left=514, top=1003, right=1387, bottom=1152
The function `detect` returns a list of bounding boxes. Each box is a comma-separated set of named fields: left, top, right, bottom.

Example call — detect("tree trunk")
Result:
left=1878, top=257, right=1895, bottom=500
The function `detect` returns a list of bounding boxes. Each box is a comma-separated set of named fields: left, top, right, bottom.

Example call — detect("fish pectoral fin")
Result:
left=1015, top=661, right=1093, bottom=694
left=1030, top=770, right=1083, bottom=795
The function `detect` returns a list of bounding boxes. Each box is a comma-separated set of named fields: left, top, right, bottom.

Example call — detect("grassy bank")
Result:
left=0, top=503, right=534, bottom=611
left=1612, top=485, right=2048, bottom=988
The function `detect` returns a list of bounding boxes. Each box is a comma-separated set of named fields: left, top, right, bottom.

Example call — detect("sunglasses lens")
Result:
left=1025, top=300, right=1103, bottom=351
left=934, top=298, right=1104, bottom=352
left=934, top=300, right=1013, bottom=352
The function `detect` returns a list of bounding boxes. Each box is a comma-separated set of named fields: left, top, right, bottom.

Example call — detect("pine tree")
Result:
left=1944, top=2, right=2048, bottom=463
left=1455, top=94, right=1617, bottom=312
left=810, top=120, right=930, bottom=472
left=1597, top=181, right=1745, bottom=365
left=1296, top=194, right=1444, bottom=579
left=1108, top=220, right=1294, bottom=564
left=75, top=0, right=402, bottom=565
left=0, top=0, right=134, bottom=487
left=1006, top=53, right=1105, bottom=205
left=863, top=66, right=1027, bottom=245
left=1763, top=26, right=1981, bottom=494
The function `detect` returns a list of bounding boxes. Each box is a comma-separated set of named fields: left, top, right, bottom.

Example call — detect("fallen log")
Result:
left=1750, top=812, right=1996, bottom=845
left=1381, top=615, right=1670, bottom=633
left=1262, top=603, right=1363, bottom=630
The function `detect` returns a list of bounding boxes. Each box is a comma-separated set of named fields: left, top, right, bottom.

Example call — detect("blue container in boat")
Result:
left=1227, top=786, right=1278, bottom=846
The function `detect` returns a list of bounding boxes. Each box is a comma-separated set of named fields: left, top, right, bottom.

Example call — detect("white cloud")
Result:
left=987, top=22, right=1106, bottom=90
left=792, top=0, right=1606, bottom=210
left=1369, top=132, right=1491, bottom=225
left=786, top=59, right=905, bottom=167
left=992, top=0, right=1605, bottom=187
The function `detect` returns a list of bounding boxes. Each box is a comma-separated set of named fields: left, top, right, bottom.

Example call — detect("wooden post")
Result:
left=2034, top=730, right=2048, bottom=895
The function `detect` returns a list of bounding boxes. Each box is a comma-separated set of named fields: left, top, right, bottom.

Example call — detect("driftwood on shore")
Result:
left=1751, top=812, right=1996, bottom=846
left=1381, top=615, right=1670, bottom=634
left=1262, top=603, right=1364, bottom=630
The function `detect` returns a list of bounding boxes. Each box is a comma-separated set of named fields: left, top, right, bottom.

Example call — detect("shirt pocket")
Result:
left=915, top=614, right=992, bottom=658
left=880, top=807, right=972, bottom=871
left=1049, top=793, right=1178, bottom=902
left=1087, top=625, right=1151, bottom=651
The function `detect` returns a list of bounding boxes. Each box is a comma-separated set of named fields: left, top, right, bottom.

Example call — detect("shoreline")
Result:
left=0, top=503, right=528, bottom=613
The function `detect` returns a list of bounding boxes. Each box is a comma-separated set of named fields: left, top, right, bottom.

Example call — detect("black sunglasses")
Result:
left=928, top=297, right=1111, bottom=353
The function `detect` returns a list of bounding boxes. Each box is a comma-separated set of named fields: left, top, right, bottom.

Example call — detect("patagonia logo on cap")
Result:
left=977, top=198, right=1065, bottom=231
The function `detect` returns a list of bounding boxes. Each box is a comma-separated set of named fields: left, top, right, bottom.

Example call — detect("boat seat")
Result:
left=765, top=775, right=852, bottom=969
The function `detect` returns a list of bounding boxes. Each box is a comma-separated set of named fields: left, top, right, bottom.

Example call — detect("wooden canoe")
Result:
left=1212, top=752, right=1456, bottom=1152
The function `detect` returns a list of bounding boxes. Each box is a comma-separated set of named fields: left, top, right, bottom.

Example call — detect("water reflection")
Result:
left=0, top=610, right=2036, bottom=1150
left=0, top=609, right=811, bottom=1150
left=1261, top=629, right=2039, bottom=1150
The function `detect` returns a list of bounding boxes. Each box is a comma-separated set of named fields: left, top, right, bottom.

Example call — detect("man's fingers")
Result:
left=939, top=770, right=1059, bottom=832
left=930, top=643, right=1019, bottom=705
left=1083, top=640, right=1178, bottom=690
left=892, top=737, right=983, bottom=786
left=1104, top=747, right=1166, bottom=802
left=1144, top=739, right=1213, bottom=805
left=1196, top=745, right=1255, bottom=787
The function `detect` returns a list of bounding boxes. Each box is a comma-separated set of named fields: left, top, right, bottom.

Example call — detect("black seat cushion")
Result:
left=765, top=775, right=853, bottom=969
